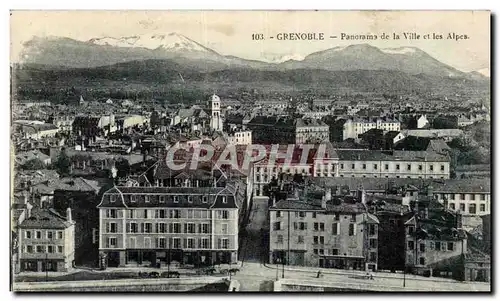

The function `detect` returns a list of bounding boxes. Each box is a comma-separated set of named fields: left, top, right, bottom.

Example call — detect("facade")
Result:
left=269, top=187, right=379, bottom=271
left=17, top=208, right=75, bottom=272
left=295, top=119, right=330, bottom=144
left=226, top=129, right=252, bottom=145
left=432, top=179, right=491, bottom=216
left=97, top=186, right=239, bottom=268
left=343, top=117, right=401, bottom=141
left=208, top=94, right=223, bottom=132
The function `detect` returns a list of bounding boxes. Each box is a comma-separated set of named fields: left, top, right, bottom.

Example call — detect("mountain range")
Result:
left=18, top=32, right=488, bottom=78
left=13, top=33, right=489, bottom=100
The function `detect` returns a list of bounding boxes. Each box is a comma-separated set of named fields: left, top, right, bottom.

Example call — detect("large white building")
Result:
left=343, top=117, right=401, bottom=140
left=295, top=119, right=330, bottom=144
left=208, top=94, right=223, bottom=132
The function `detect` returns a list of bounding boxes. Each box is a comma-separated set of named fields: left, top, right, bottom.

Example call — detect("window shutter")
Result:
left=293, top=222, right=297, bottom=230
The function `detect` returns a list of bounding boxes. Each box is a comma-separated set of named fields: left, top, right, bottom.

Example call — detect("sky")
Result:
left=10, top=10, right=491, bottom=71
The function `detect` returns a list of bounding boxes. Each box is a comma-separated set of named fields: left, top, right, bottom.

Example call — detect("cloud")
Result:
left=207, top=23, right=236, bottom=36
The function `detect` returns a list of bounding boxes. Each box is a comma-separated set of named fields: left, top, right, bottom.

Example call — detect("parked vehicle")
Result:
left=161, top=271, right=180, bottom=278
left=205, top=267, right=217, bottom=275
left=149, top=271, right=160, bottom=278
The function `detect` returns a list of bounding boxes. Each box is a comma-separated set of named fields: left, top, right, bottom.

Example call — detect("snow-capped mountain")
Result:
left=89, top=33, right=218, bottom=54
left=381, top=47, right=418, bottom=55
left=475, top=67, right=490, bottom=77
left=268, top=53, right=305, bottom=63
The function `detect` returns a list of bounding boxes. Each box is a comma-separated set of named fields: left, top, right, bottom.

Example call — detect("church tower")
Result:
left=208, top=94, right=223, bottom=131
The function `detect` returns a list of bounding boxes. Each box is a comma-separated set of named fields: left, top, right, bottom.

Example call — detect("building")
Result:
left=268, top=184, right=379, bottom=271
left=295, top=119, right=330, bottom=144
left=208, top=94, right=223, bottom=132
left=342, top=117, right=401, bottom=141
left=13, top=121, right=60, bottom=140
left=400, top=129, right=463, bottom=142
left=246, top=116, right=296, bottom=144
left=97, top=186, right=239, bottom=268
left=16, top=208, right=75, bottom=272
left=226, top=129, right=252, bottom=146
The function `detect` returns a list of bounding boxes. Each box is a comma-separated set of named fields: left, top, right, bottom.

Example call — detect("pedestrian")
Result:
left=317, top=270, right=322, bottom=278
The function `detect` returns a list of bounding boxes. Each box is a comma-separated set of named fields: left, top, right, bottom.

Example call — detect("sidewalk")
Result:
left=262, top=263, right=468, bottom=284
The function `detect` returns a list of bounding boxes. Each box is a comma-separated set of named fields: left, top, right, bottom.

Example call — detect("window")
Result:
left=25, top=231, right=31, bottom=239
left=202, top=196, right=208, bottom=203
left=450, top=203, right=455, bottom=210
left=221, top=238, right=229, bottom=249
left=408, top=241, right=414, bottom=250
left=362, top=164, right=366, bottom=170
left=350, top=214, right=356, bottom=222
left=299, top=212, right=306, bottom=218
left=297, top=236, right=304, bottom=243
left=450, top=194, right=455, bottom=200
left=385, top=164, right=389, bottom=170
left=396, top=164, right=400, bottom=170
left=332, top=223, right=339, bottom=235
left=447, top=242, right=454, bottom=251
left=313, top=249, right=318, bottom=255
left=373, top=164, right=378, bottom=169
left=172, top=223, right=181, bottom=234
left=201, top=238, right=210, bottom=249
left=159, top=196, right=165, bottom=203
left=170, top=210, right=180, bottom=219
left=460, top=203, right=465, bottom=212
left=222, top=196, right=227, bottom=204
left=351, top=164, right=355, bottom=169
left=331, top=249, right=339, bottom=255
left=313, top=236, right=318, bottom=244
left=218, top=210, right=229, bottom=219
left=312, top=212, right=317, bottom=218
left=480, top=204, right=486, bottom=212
left=57, top=231, right=63, bottom=239
left=45, top=245, right=52, bottom=253
left=440, top=164, right=445, bottom=171
left=419, top=257, right=425, bottom=265
left=129, top=222, right=138, bottom=233
left=369, top=224, right=376, bottom=236
left=418, top=165, right=422, bottom=171
left=340, top=164, right=344, bottom=169
left=319, top=249, right=324, bottom=255
left=469, top=204, right=477, bottom=214
left=314, top=223, right=319, bottom=231
left=435, top=241, right=441, bottom=251
left=407, top=164, right=411, bottom=171
left=320, top=223, right=325, bottom=231
left=174, top=196, right=179, bottom=203
left=334, top=213, right=340, bottom=221
left=420, top=243, right=425, bottom=252
left=156, top=237, right=166, bottom=248
left=107, top=222, right=117, bottom=233
left=460, top=194, right=465, bottom=200
left=298, top=222, right=307, bottom=230
left=157, top=223, right=167, bottom=233
left=46, top=231, right=53, bottom=239
left=144, top=195, right=149, bottom=203
left=273, top=222, right=281, bottom=231
left=277, top=235, right=283, bottom=244
left=26, top=245, right=33, bottom=253
left=106, top=209, right=117, bottom=218
left=201, top=223, right=210, bottom=234
left=173, top=238, right=181, bottom=249
left=107, top=237, right=117, bottom=248
left=276, top=211, right=281, bottom=218
left=186, top=238, right=195, bottom=249
left=155, top=209, right=166, bottom=219
left=408, top=226, right=415, bottom=235
left=130, top=195, right=137, bottom=203
left=370, top=252, right=377, bottom=262
left=348, top=224, right=356, bottom=236
left=57, top=246, right=63, bottom=253
left=319, top=236, right=325, bottom=244
left=186, top=223, right=196, bottom=234
left=35, top=231, right=41, bottom=239
left=430, top=165, right=434, bottom=171
left=143, top=209, right=149, bottom=219
left=480, top=194, right=486, bottom=201
left=36, top=245, right=45, bottom=253
left=127, top=210, right=134, bottom=219
left=144, top=223, right=152, bottom=233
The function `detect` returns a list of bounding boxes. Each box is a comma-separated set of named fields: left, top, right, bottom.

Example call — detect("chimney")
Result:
left=456, top=212, right=463, bottom=229
left=66, top=208, right=72, bottom=222
left=427, top=185, right=433, bottom=197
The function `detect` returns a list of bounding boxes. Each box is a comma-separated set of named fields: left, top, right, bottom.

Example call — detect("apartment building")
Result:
left=269, top=188, right=379, bottom=271
left=97, top=186, right=239, bottom=268
left=295, top=118, right=330, bottom=144
left=334, top=150, right=450, bottom=179
left=16, top=208, right=75, bottom=272
left=432, top=179, right=490, bottom=216
left=343, top=117, right=401, bottom=140
left=226, top=129, right=252, bottom=146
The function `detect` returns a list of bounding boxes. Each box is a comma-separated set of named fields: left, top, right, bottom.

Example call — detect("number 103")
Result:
left=252, top=34, right=264, bottom=40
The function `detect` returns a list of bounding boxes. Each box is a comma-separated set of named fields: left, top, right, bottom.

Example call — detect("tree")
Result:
left=115, top=158, right=131, bottom=179
left=21, top=158, right=46, bottom=170
left=54, top=148, right=71, bottom=176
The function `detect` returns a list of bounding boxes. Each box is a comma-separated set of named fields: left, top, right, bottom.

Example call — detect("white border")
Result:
left=2, top=1, right=498, bottom=301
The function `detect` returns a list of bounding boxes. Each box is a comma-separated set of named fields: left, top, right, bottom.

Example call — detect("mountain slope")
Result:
left=280, top=44, right=463, bottom=76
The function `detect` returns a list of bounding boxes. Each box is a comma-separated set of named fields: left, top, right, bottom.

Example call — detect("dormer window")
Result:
left=202, top=196, right=208, bottom=203
left=130, top=195, right=136, bottom=203
left=145, top=195, right=150, bottom=203
left=110, top=195, right=116, bottom=203
left=222, top=196, right=227, bottom=204
left=188, top=196, right=192, bottom=203
left=160, top=196, right=165, bottom=203
left=174, top=196, right=179, bottom=203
